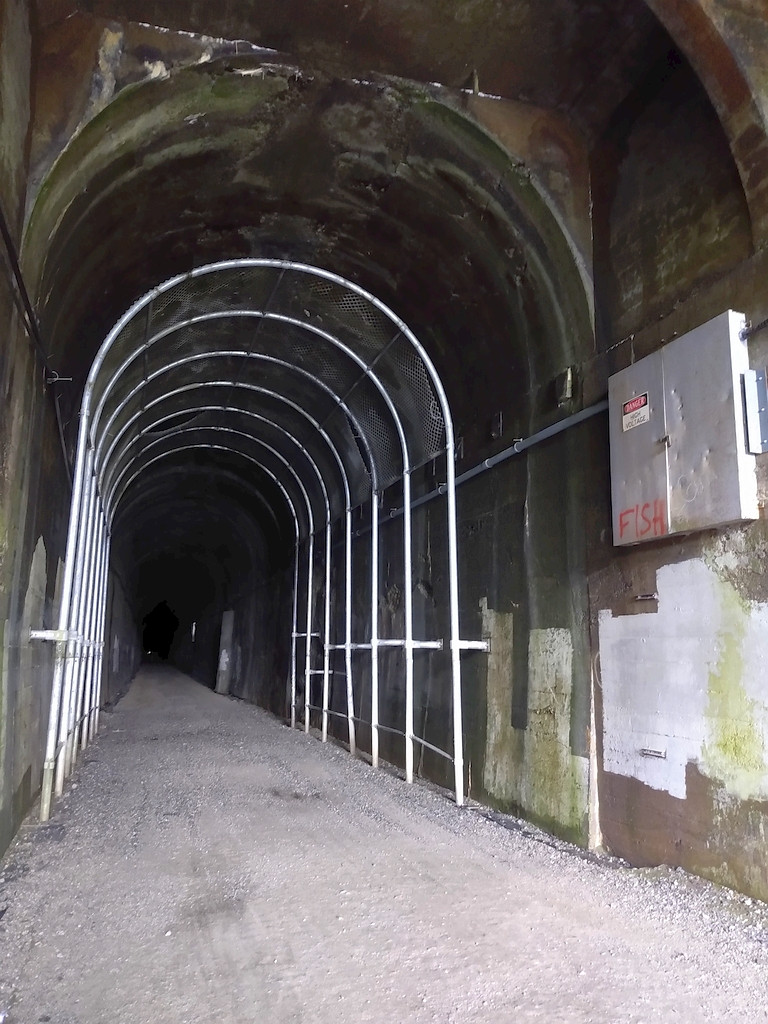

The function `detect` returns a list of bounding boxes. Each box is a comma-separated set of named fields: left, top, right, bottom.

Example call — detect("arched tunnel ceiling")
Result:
left=25, top=0, right=764, bottom=491
left=36, top=0, right=667, bottom=132
left=28, top=61, right=595, bottom=467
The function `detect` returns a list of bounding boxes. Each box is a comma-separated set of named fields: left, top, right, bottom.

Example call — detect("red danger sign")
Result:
left=623, top=394, right=648, bottom=416
left=621, top=392, right=650, bottom=431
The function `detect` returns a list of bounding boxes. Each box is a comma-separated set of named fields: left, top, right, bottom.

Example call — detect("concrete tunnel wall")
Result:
left=4, top=0, right=768, bottom=899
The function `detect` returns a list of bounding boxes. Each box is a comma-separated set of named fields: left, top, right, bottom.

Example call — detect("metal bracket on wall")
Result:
left=743, top=369, right=768, bottom=454
left=456, top=638, right=491, bottom=653
left=29, top=629, right=79, bottom=642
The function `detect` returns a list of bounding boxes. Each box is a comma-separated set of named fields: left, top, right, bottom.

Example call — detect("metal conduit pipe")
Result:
left=77, top=506, right=106, bottom=753
left=56, top=460, right=97, bottom=794
left=384, top=399, right=611, bottom=523
left=66, top=480, right=103, bottom=776
left=70, top=503, right=103, bottom=763
left=89, top=522, right=110, bottom=743
left=40, top=419, right=93, bottom=821
left=100, top=385, right=359, bottom=747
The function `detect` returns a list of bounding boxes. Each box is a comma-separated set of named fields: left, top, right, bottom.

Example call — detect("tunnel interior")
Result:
left=113, top=450, right=295, bottom=686
left=19, top=0, right=766, bottom=889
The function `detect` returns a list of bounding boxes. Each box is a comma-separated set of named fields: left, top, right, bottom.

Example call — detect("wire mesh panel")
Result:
left=103, top=404, right=346, bottom=521
left=90, top=261, right=448, bottom=502
left=107, top=427, right=317, bottom=532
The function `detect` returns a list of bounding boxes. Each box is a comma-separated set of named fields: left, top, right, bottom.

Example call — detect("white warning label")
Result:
left=622, top=393, right=650, bottom=431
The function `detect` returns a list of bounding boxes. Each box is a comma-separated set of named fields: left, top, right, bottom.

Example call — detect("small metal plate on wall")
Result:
left=743, top=369, right=768, bottom=454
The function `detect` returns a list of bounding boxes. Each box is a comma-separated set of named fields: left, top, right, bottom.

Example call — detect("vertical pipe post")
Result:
left=370, top=491, right=380, bottom=768
left=321, top=518, right=332, bottom=742
left=445, top=444, right=465, bottom=806
left=289, top=537, right=300, bottom=729
left=82, top=503, right=107, bottom=748
left=344, top=505, right=356, bottom=756
left=91, top=529, right=111, bottom=740
left=403, top=469, right=415, bottom=785
left=75, top=505, right=104, bottom=753
left=62, top=469, right=98, bottom=780
left=304, top=533, right=314, bottom=734
left=40, top=419, right=93, bottom=822
left=54, top=454, right=96, bottom=796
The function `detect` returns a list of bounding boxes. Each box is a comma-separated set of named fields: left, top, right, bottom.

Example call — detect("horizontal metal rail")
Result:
left=410, top=734, right=455, bottom=762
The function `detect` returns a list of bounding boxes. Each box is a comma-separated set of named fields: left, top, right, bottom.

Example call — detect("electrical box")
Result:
left=609, top=310, right=758, bottom=546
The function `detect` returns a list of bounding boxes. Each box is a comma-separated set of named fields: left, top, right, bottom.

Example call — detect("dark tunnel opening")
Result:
left=110, top=452, right=298, bottom=705
left=142, top=600, right=179, bottom=660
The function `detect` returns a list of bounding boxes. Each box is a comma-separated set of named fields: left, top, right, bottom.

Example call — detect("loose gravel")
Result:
left=1, top=665, right=767, bottom=1023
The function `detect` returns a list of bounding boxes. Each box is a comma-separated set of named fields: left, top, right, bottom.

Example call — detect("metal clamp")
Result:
left=29, top=629, right=80, bottom=643
left=455, top=638, right=491, bottom=653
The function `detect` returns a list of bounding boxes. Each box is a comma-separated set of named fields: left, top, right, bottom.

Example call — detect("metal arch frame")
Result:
left=96, top=349, right=383, bottom=755
left=113, top=428, right=322, bottom=747
left=88, top=310, right=405, bottom=480
left=106, top=413, right=336, bottom=741
left=41, top=259, right=480, bottom=825
left=90, top=316, right=427, bottom=785
left=115, top=442, right=308, bottom=733
left=110, top=425, right=320, bottom=729
left=100, top=382, right=361, bottom=750
left=100, top=372, right=376, bottom=757
left=98, top=382, right=353, bottom=507
left=94, top=354, right=379, bottom=497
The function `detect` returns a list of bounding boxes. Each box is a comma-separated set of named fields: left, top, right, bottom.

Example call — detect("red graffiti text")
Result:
left=618, top=499, right=667, bottom=541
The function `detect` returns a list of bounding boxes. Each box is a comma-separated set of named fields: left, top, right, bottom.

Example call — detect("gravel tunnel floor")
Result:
left=2, top=666, right=768, bottom=1023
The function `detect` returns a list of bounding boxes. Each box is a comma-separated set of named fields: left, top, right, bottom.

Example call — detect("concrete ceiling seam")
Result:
left=41, top=260, right=491, bottom=828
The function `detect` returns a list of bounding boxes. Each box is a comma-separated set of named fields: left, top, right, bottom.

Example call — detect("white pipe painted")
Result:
left=54, top=453, right=96, bottom=797
left=321, top=518, right=332, bottom=742
left=403, top=465, right=415, bottom=785
left=91, top=527, right=111, bottom=740
left=106, top=423, right=322, bottom=730
left=93, top=316, right=402, bottom=752
left=370, top=490, right=380, bottom=768
left=111, top=442, right=304, bottom=728
left=74, top=505, right=104, bottom=755
left=290, top=537, right=300, bottom=729
left=63, top=467, right=100, bottom=779
left=79, top=508, right=106, bottom=750
left=109, top=430, right=316, bottom=725
left=304, top=532, right=315, bottom=734
left=344, top=505, right=355, bottom=757
left=88, top=503, right=108, bottom=742
left=92, top=365, right=374, bottom=754
left=52, top=259, right=470, bottom=821
left=40, top=425, right=93, bottom=821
